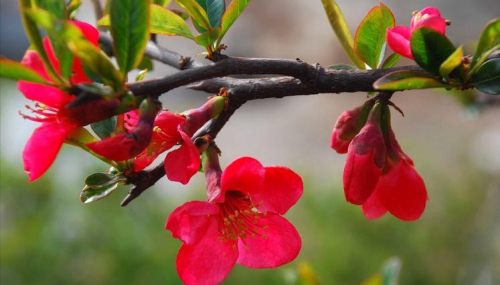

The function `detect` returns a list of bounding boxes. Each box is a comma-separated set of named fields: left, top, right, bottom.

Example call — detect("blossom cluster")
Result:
left=331, top=101, right=428, bottom=221
left=14, top=6, right=447, bottom=285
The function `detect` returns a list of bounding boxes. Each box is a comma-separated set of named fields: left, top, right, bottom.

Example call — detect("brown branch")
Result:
left=127, top=57, right=423, bottom=96
left=100, top=35, right=500, bottom=206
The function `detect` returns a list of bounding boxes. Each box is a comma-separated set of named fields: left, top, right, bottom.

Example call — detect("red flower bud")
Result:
left=387, top=6, right=447, bottom=59
left=361, top=106, right=428, bottom=221
left=343, top=103, right=386, bottom=205
left=86, top=98, right=159, bottom=161
left=182, top=96, right=227, bottom=135
left=331, top=101, right=375, bottom=154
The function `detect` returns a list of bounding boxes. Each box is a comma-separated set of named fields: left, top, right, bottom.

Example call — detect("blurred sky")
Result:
left=1, top=0, right=499, bottom=284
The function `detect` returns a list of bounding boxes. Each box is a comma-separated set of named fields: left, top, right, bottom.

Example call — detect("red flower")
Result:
left=86, top=98, right=159, bottom=161
left=18, top=21, right=112, bottom=181
left=133, top=96, right=226, bottom=184
left=343, top=105, right=385, bottom=204
left=361, top=126, right=428, bottom=221
left=387, top=7, right=447, bottom=59
left=166, top=156, right=303, bottom=285
left=131, top=110, right=200, bottom=184
left=340, top=103, right=428, bottom=221
left=331, top=101, right=375, bottom=154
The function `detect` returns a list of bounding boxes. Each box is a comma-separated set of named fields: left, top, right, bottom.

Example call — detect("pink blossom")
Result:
left=387, top=7, right=447, bottom=59
left=166, top=156, right=303, bottom=285
left=18, top=21, right=114, bottom=181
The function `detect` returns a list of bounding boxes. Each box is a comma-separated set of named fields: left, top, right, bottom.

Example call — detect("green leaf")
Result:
left=97, top=14, right=110, bottom=26
left=328, top=64, right=357, bottom=70
left=0, top=57, right=50, bottom=85
left=66, top=127, right=98, bottom=146
left=66, top=37, right=123, bottom=89
left=196, top=0, right=225, bottom=27
left=85, top=172, right=118, bottom=188
left=194, top=28, right=221, bottom=47
left=381, top=257, right=402, bottom=285
left=110, top=0, right=150, bottom=76
left=19, top=0, right=63, bottom=85
left=25, top=8, right=74, bottom=80
left=354, top=3, right=395, bottom=69
left=150, top=5, right=194, bottom=39
left=153, top=0, right=172, bottom=6
left=439, top=45, right=463, bottom=81
left=410, top=27, right=456, bottom=76
left=135, top=69, right=149, bottom=81
left=218, top=0, right=250, bottom=43
left=67, top=0, right=82, bottom=17
left=138, top=55, right=153, bottom=71
left=381, top=53, right=401, bottom=69
left=374, top=70, right=449, bottom=91
left=472, top=58, right=500, bottom=95
left=91, top=117, right=117, bottom=139
left=174, top=0, right=211, bottom=31
left=171, top=9, right=189, bottom=20
left=470, top=18, right=500, bottom=73
left=34, top=0, right=66, bottom=19
left=80, top=183, right=118, bottom=203
left=320, top=0, right=365, bottom=69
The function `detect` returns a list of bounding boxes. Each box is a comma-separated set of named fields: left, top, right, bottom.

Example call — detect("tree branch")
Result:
left=102, top=34, right=499, bottom=207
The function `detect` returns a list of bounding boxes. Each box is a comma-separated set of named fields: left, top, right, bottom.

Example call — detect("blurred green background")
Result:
left=1, top=0, right=499, bottom=284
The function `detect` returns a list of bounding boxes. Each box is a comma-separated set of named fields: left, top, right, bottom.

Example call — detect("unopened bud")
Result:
left=331, top=100, right=375, bottom=153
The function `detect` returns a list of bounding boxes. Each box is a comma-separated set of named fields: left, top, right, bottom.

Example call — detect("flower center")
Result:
left=218, top=192, right=268, bottom=248
left=19, top=103, right=58, bottom=123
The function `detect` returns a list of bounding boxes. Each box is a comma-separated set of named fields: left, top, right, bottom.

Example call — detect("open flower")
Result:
left=166, top=154, right=303, bottom=285
left=339, top=103, right=428, bottom=221
left=387, top=7, right=447, bottom=59
left=133, top=96, right=226, bottom=184
left=18, top=21, right=116, bottom=181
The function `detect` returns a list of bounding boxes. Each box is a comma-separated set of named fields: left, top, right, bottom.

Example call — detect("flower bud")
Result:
left=362, top=105, right=428, bottom=221
left=86, top=98, right=159, bottom=161
left=387, top=6, right=447, bottom=59
left=343, top=103, right=386, bottom=205
left=331, top=100, right=375, bottom=154
left=182, top=96, right=227, bottom=136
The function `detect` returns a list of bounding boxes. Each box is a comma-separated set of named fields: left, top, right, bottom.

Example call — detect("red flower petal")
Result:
left=87, top=131, right=150, bottom=161
left=218, top=157, right=266, bottom=203
left=164, top=130, right=200, bottom=184
left=375, top=160, right=428, bottom=221
left=154, top=111, right=185, bottom=143
left=176, top=219, right=238, bottom=285
left=70, top=21, right=99, bottom=46
left=18, top=51, right=73, bottom=109
left=23, top=122, right=75, bottom=181
left=343, top=123, right=385, bottom=205
left=166, top=201, right=219, bottom=246
left=236, top=213, right=301, bottom=268
left=343, top=150, right=383, bottom=205
left=250, top=166, right=303, bottom=215
left=124, top=110, right=139, bottom=132
left=133, top=112, right=185, bottom=171
left=361, top=190, right=387, bottom=220
left=20, top=50, right=50, bottom=80
left=412, top=15, right=447, bottom=34
left=387, top=26, right=413, bottom=59
left=418, top=7, right=442, bottom=17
